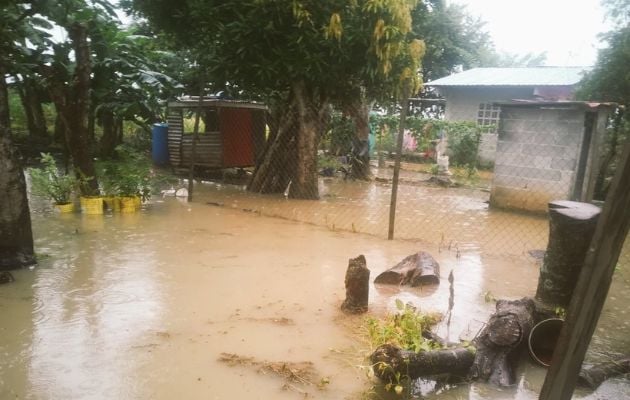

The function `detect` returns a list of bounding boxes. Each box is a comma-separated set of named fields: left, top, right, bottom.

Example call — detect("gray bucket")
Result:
left=528, top=318, right=563, bottom=367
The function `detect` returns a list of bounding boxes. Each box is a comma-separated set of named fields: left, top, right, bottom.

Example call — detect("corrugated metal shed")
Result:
left=426, top=67, right=589, bottom=87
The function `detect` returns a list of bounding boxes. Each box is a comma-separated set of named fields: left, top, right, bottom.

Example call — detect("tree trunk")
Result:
left=248, top=83, right=328, bottom=200
left=289, top=81, right=325, bottom=200
left=468, top=298, right=536, bottom=386
left=371, top=344, right=475, bottom=382
left=341, top=255, right=370, bottom=314
left=370, top=298, right=536, bottom=386
left=43, top=22, right=98, bottom=195
left=99, top=109, right=117, bottom=157
left=346, top=98, right=371, bottom=180
left=247, top=106, right=296, bottom=194
left=18, top=78, right=48, bottom=139
left=0, top=67, right=35, bottom=271
left=0, top=64, right=10, bottom=135
left=535, top=201, right=601, bottom=308
left=374, top=251, right=440, bottom=286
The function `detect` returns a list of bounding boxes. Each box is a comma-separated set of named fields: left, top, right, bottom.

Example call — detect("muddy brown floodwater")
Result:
left=1, top=178, right=629, bottom=399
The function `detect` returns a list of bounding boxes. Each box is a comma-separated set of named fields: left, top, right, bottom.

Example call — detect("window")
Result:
left=477, top=103, right=500, bottom=132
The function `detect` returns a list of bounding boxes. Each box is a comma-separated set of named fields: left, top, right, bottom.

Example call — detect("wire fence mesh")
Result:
left=168, top=97, right=629, bottom=270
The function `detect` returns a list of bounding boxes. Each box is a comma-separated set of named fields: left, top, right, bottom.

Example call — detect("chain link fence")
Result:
left=168, top=97, right=629, bottom=269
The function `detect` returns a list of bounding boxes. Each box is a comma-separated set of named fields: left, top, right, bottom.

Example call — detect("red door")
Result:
left=219, top=108, right=254, bottom=167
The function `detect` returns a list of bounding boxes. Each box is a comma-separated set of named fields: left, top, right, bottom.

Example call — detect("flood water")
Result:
left=1, top=176, right=629, bottom=399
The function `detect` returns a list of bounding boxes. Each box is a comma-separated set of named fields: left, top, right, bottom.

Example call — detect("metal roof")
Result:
left=494, top=99, right=617, bottom=109
left=426, top=67, right=589, bottom=87
left=168, top=97, right=267, bottom=110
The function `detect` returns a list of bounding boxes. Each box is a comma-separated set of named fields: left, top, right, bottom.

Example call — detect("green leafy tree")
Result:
left=132, top=0, right=423, bottom=199
left=578, top=0, right=629, bottom=199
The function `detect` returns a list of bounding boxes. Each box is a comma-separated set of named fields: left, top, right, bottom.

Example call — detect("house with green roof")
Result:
left=426, top=67, right=589, bottom=165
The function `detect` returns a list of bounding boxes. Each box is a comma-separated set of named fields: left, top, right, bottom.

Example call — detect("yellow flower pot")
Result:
left=54, top=203, right=75, bottom=213
left=80, top=196, right=104, bottom=215
left=133, top=196, right=142, bottom=209
left=103, top=196, right=121, bottom=212
left=120, top=196, right=138, bottom=213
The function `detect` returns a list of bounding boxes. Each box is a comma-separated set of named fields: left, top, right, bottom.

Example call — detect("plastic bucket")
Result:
left=528, top=318, right=563, bottom=367
left=103, top=196, right=121, bottom=212
left=80, top=196, right=104, bottom=215
left=151, top=123, right=169, bottom=165
left=120, top=196, right=138, bottom=213
left=54, top=203, right=75, bottom=213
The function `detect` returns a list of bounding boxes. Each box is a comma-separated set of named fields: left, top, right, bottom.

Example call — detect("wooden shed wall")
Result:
left=167, top=109, right=183, bottom=166
left=167, top=105, right=266, bottom=168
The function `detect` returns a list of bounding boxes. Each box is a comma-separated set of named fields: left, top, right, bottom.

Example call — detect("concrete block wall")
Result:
left=490, top=106, right=585, bottom=213
left=440, top=86, right=535, bottom=166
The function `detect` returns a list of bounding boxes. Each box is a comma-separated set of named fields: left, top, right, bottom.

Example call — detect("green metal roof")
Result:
left=426, top=67, right=589, bottom=87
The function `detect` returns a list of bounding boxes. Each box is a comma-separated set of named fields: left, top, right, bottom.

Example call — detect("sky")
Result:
left=451, top=0, right=613, bottom=67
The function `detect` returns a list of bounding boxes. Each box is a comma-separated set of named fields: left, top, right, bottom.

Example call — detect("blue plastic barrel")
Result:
left=151, top=123, right=169, bottom=165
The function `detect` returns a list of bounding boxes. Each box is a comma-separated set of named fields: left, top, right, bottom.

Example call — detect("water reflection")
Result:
left=20, top=211, right=163, bottom=399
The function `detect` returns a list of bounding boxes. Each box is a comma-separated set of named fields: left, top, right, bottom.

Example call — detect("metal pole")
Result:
left=388, top=82, right=411, bottom=240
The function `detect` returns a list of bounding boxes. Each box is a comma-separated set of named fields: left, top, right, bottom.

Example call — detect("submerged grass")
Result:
left=364, top=299, right=444, bottom=353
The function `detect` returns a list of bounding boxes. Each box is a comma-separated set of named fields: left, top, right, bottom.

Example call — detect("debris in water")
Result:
left=218, top=353, right=327, bottom=394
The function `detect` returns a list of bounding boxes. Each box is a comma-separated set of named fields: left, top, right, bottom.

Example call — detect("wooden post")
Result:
left=535, top=200, right=600, bottom=308
left=341, top=255, right=370, bottom=314
left=388, top=82, right=411, bottom=240
left=187, top=87, right=204, bottom=202
left=539, top=142, right=630, bottom=400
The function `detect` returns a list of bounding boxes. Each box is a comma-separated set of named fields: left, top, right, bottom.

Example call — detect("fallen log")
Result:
left=370, top=297, right=535, bottom=386
left=468, top=298, right=535, bottom=386
left=578, top=357, right=630, bottom=390
left=374, top=251, right=440, bottom=287
left=370, top=343, right=475, bottom=382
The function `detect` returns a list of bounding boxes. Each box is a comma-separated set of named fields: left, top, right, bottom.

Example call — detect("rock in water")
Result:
left=374, top=251, right=440, bottom=287
left=341, top=255, right=370, bottom=314
left=0, top=271, right=15, bottom=284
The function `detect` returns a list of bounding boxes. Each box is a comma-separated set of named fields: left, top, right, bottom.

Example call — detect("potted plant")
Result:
left=111, top=146, right=152, bottom=213
left=29, top=153, right=78, bottom=213
left=96, top=160, right=121, bottom=211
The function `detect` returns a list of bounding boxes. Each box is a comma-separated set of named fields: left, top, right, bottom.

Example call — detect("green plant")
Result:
left=318, top=154, right=343, bottom=171
left=96, top=146, right=153, bottom=200
left=323, top=113, right=355, bottom=156
left=29, top=153, right=79, bottom=204
left=429, top=163, right=439, bottom=176
left=365, top=299, right=443, bottom=353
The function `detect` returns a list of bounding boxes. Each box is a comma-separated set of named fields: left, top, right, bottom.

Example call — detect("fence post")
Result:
left=388, top=83, right=411, bottom=240
left=539, top=142, right=630, bottom=399
left=187, top=86, right=205, bottom=202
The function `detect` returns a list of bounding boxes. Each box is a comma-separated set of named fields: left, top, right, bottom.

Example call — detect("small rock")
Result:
left=0, top=271, right=15, bottom=284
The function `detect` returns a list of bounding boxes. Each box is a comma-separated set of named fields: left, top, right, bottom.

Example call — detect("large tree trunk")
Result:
left=345, top=97, right=371, bottom=180
left=67, top=22, right=98, bottom=194
left=43, top=22, right=98, bottom=195
left=468, top=298, right=536, bottom=386
left=247, top=106, right=296, bottom=194
left=0, top=67, right=35, bottom=271
left=248, top=82, right=328, bottom=200
left=0, top=135, right=35, bottom=270
left=290, top=81, right=323, bottom=199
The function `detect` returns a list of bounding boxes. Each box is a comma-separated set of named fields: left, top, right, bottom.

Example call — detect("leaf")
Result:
left=395, top=298, right=404, bottom=311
